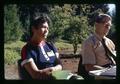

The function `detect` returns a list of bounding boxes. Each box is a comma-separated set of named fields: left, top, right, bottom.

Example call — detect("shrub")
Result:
left=4, top=41, right=25, bottom=65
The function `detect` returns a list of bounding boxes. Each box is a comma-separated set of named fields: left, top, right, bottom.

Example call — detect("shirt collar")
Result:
left=94, top=33, right=106, bottom=41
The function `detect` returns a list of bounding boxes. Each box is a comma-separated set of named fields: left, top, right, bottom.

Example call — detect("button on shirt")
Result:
left=81, top=33, right=116, bottom=66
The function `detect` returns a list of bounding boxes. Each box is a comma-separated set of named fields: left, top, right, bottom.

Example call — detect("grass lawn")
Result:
left=4, top=41, right=26, bottom=65
left=4, top=40, right=81, bottom=65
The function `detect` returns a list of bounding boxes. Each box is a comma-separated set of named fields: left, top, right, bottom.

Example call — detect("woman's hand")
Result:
left=40, top=67, right=55, bottom=79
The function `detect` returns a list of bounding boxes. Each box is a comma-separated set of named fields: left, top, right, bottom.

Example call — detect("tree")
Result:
left=64, top=15, right=90, bottom=54
left=48, top=4, right=72, bottom=42
left=18, top=4, right=51, bottom=41
left=48, top=4, right=95, bottom=54
left=4, top=4, right=23, bottom=43
left=62, top=4, right=110, bottom=54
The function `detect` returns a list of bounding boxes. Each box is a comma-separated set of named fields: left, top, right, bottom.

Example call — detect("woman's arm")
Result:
left=23, top=59, right=53, bottom=79
left=51, top=56, right=62, bottom=71
left=51, top=64, right=62, bottom=71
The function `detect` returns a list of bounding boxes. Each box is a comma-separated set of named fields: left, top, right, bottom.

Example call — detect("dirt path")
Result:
left=5, top=64, right=20, bottom=80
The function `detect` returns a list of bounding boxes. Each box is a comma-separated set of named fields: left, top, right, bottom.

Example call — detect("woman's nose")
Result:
left=44, top=28, right=48, bottom=32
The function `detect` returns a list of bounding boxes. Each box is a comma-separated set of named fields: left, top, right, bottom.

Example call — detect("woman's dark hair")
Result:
left=29, top=14, right=50, bottom=37
left=31, top=14, right=50, bottom=27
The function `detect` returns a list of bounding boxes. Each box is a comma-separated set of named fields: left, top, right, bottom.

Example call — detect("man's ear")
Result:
left=95, top=22, right=99, bottom=26
left=95, top=22, right=98, bottom=25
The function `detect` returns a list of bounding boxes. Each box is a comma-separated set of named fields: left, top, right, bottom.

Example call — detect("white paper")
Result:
left=89, top=66, right=116, bottom=77
left=100, top=66, right=116, bottom=76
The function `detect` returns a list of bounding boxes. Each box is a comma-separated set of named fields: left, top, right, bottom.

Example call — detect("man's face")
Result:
left=96, top=18, right=112, bottom=36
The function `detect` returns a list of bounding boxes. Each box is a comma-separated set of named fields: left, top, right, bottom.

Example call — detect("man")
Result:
left=81, top=14, right=116, bottom=72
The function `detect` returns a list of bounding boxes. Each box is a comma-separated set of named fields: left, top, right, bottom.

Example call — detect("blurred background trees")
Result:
left=4, top=4, right=116, bottom=54
left=4, top=5, right=23, bottom=43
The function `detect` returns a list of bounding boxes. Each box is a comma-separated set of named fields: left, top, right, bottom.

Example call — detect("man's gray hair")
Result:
left=95, top=14, right=112, bottom=23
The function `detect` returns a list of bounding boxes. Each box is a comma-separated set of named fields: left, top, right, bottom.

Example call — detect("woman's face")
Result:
left=33, top=22, right=49, bottom=39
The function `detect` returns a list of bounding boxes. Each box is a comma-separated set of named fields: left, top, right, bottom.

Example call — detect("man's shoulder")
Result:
left=104, top=37, right=115, bottom=46
left=104, top=36, right=111, bottom=40
left=104, top=37, right=114, bottom=42
left=84, top=35, right=96, bottom=44
left=83, top=34, right=100, bottom=49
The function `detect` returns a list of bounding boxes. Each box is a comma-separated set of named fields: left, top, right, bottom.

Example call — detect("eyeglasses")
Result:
left=104, top=23, right=112, bottom=27
left=98, top=21, right=112, bottom=27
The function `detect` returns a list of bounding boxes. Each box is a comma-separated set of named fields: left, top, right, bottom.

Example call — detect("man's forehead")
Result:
left=102, top=17, right=111, bottom=23
left=95, top=14, right=112, bottom=23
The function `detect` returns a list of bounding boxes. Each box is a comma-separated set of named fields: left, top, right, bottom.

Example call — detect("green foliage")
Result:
left=48, top=4, right=109, bottom=54
left=18, top=4, right=51, bottom=42
left=48, top=4, right=107, bottom=54
left=4, top=41, right=25, bottom=65
left=4, top=40, right=79, bottom=65
left=5, top=49, right=20, bottom=65
left=4, top=5, right=23, bottom=43
left=4, top=4, right=115, bottom=55
left=48, top=5, right=72, bottom=42
left=63, top=16, right=91, bottom=54
left=55, top=39, right=73, bottom=49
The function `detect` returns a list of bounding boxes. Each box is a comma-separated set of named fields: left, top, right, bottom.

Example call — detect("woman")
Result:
left=21, top=14, right=62, bottom=80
